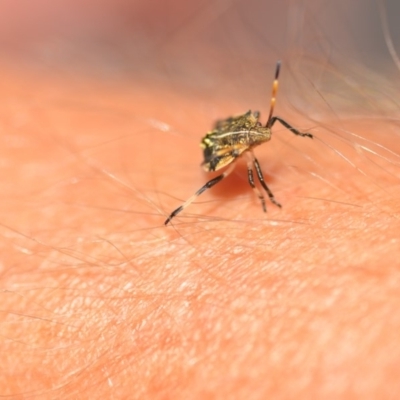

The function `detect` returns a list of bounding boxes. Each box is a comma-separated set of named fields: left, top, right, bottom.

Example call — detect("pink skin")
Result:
left=1, top=1, right=400, bottom=398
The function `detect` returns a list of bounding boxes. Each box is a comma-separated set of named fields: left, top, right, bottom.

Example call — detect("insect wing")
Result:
left=202, top=142, right=248, bottom=171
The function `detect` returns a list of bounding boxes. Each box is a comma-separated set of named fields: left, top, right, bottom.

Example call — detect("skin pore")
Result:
left=1, top=1, right=400, bottom=399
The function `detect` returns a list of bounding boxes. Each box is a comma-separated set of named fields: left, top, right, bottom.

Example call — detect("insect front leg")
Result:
left=249, top=151, right=282, bottom=208
left=245, top=153, right=266, bottom=212
left=267, top=116, right=313, bottom=138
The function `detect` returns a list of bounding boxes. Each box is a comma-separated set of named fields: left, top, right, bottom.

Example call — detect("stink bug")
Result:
left=165, top=61, right=312, bottom=225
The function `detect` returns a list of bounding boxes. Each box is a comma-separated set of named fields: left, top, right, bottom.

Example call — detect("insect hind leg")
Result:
left=164, top=163, right=236, bottom=225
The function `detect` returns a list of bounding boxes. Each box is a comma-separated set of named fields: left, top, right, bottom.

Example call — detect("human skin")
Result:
left=0, top=56, right=400, bottom=400
left=1, top=2, right=400, bottom=400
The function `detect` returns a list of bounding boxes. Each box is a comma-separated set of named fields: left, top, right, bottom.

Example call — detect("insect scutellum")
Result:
left=165, top=61, right=313, bottom=225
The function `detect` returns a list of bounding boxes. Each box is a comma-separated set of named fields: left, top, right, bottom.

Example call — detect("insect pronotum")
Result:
left=165, top=61, right=313, bottom=225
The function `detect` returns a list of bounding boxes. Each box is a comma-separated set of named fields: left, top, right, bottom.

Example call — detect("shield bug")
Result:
left=165, top=61, right=313, bottom=225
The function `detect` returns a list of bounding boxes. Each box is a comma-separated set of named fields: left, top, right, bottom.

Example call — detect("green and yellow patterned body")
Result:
left=200, top=110, right=272, bottom=171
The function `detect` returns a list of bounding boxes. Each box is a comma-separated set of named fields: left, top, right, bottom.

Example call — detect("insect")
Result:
left=164, top=61, right=313, bottom=225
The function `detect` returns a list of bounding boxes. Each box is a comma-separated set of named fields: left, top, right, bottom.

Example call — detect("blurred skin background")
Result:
left=1, top=0, right=400, bottom=399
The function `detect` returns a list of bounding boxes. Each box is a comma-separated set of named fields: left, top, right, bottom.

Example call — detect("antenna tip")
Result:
left=275, top=60, right=282, bottom=79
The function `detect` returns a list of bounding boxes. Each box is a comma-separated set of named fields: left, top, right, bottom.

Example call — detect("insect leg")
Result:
left=268, top=116, right=313, bottom=138
left=164, top=163, right=236, bottom=225
left=250, top=151, right=282, bottom=208
left=245, top=153, right=266, bottom=212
